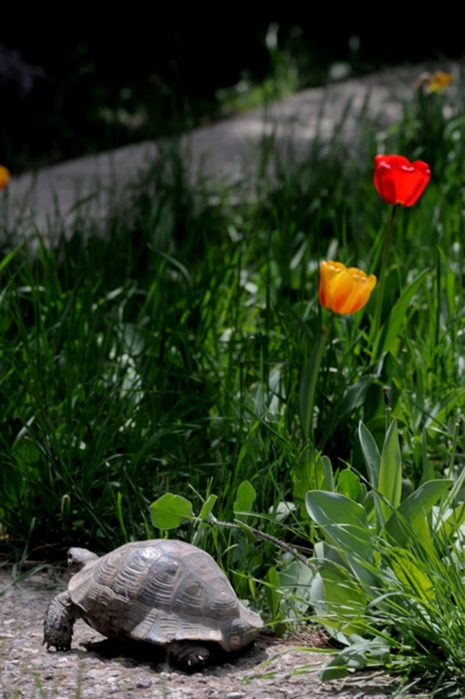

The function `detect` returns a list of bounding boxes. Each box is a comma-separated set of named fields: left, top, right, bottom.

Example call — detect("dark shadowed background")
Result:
left=1, top=11, right=462, bottom=173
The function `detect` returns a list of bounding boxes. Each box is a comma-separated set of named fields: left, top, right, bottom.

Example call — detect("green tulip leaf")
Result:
left=358, top=421, right=381, bottom=490
left=385, top=479, right=452, bottom=547
left=374, top=269, right=428, bottom=358
left=306, top=491, right=375, bottom=585
left=378, top=420, right=402, bottom=523
left=390, top=548, right=435, bottom=603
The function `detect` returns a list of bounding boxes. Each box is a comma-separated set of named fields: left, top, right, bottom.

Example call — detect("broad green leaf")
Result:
left=310, top=560, right=367, bottom=636
left=378, top=420, right=402, bottom=524
left=292, top=452, right=333, bottom=502
left=305, top=491, right=375, bottom=585
left=150, top=493, right=194, bottom=530
left=337, top=469, right=361, bottom=501
left=358, top=421, right=383, bottom=530
left=199, top=494, right=218, bottom=522
left=373, top=269, right=428, bottom=358
left=279, top=560, right=314, bottom=615
left=233, top=480, right=256, bottom=515
left=319, top=658, right=348, bottom=681
left=390, top=548, right=435, bottom=603
left=385, top=479, right=452, bottom=548
left=320, top=638, right=390, bottom=681
left=339, top=376, right=372, bottom=416
left=321, top=455, right=334, bottom=492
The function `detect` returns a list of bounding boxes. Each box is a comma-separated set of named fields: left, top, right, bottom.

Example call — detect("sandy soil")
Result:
left=0, top=565, right=430, bottom=698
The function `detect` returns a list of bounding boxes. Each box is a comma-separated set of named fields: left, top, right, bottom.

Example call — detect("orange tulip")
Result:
left=426, top=71, right=452, bottom=93
left=0, top=166, right=10, bottom=191
left=319, top=261, right=377, bottom=315
left=414, top=71, right=452, bottom=94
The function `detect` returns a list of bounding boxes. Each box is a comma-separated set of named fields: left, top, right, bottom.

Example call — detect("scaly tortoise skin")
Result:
left=43, top=539, right=263, bottom=670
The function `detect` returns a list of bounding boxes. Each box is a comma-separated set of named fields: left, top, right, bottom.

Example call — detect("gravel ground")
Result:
left=0, top=566, right=430, bottom=699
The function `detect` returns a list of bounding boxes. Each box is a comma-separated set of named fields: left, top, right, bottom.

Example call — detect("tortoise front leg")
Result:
left=167, top=641, right=210, bottom=671
left=43, top=591, right=76, bottom=650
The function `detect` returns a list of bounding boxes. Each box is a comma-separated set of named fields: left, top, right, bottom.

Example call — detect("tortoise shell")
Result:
left=68, top=539, right=263, bottom=651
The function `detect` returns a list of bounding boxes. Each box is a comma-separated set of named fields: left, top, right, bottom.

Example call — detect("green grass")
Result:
left=2, top=68, right=465, bottom=691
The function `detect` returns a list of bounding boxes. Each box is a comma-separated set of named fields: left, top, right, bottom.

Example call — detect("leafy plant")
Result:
left=304, top=418, right=465, bottom=689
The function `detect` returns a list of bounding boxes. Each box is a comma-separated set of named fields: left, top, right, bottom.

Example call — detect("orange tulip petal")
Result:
left=319, top=261, right=377, bottom=315
left=0, top=166, right=10, bottom=191
left=332, top=272, right=356, bottom=314
left=426, top=71, right=452, bottom=93
left=343, top=273, right=377, bottom=314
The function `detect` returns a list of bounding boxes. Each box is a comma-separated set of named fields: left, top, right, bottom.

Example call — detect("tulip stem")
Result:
left=372, top=205, right=397, bottom=357
left=302, top=313, right=335, bottom=445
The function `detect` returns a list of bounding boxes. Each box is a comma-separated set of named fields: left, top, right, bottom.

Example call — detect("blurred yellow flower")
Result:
left=414, top=71, right=452, bottom=93
left=0, top=166, right=10, bottom=191
left=319, top=261, right=377, bottom=315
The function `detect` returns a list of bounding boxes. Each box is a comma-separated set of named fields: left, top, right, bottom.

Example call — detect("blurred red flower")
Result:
left=374, top=155, right=431, bottom=207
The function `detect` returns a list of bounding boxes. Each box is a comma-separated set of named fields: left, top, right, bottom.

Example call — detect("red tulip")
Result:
left=374, top=155, right=431, bottom=207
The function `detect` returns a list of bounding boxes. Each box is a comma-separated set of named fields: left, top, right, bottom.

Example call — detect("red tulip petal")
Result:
left=374, top=154, right=431, bottom=206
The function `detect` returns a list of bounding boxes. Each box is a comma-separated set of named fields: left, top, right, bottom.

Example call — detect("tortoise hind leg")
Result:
left=167, top=641, right=210, bottom=671
left=43, top=591, right=76, bottom=650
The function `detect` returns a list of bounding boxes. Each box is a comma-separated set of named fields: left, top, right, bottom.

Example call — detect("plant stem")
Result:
left=372, top=205, right=397, bottom=357
left=302, top=313, right=335, bottom=445
left=212, top=517, right=316, bottom=571
left=382, top=386, right=392, bottom=432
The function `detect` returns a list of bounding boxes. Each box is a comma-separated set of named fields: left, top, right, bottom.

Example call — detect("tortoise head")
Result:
left=222, top=611, right=263, bottom=652
left=67, top=547, right=99, bottom=573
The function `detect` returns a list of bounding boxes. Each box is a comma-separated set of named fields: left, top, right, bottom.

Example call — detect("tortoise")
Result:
left=43, top=539, right=263, bottom=670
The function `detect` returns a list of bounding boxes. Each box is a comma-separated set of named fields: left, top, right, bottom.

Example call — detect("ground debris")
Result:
left=0, top=567, right=427, bottom=698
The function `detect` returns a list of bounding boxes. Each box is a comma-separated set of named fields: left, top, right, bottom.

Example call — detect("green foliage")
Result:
left=2, top=65, right=465, bottom=690
left=305, top=419, right=465, bottom=690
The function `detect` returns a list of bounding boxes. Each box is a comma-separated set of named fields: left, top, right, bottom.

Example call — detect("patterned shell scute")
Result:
left=68, top=540, right=254, bottom=647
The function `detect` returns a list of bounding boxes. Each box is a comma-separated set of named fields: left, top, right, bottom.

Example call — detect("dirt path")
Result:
left=0, top=566, right=428, bottom=698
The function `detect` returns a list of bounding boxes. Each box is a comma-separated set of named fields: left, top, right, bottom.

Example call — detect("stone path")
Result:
left=3, top=63, right=455, bottom=241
